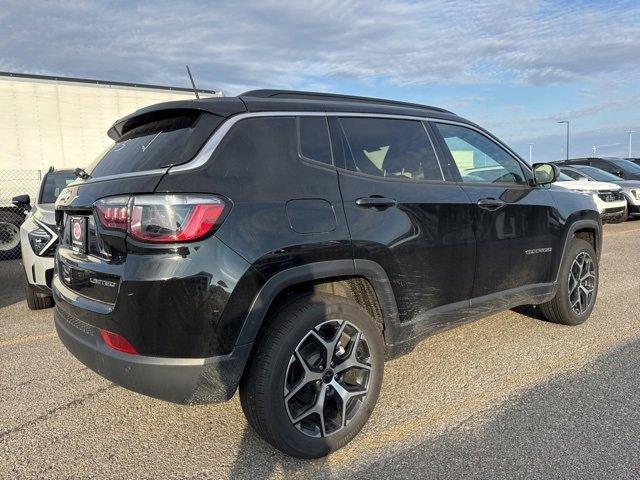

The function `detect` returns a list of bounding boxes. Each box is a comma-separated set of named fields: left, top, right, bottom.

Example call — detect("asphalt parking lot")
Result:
left=1, top=220, right=639, bottom=479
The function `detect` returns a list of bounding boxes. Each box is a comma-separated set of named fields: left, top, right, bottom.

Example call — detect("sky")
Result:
left=1, top=0, right=639, bottom=162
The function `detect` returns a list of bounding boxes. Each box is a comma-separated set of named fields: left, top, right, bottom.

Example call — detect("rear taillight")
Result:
left=100, top=329, right=138, bottom=355
left=94, top=194, right=226, bottom=243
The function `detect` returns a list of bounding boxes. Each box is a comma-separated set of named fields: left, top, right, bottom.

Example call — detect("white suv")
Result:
left=12, top=168, right=76, bottom=309
left=554, top=171, right=627, bottom=222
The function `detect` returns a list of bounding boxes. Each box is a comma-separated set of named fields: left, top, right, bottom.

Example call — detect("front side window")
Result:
left=338, top=117, right=442, bottom=181
left=434, top=123, right=526, bottom=185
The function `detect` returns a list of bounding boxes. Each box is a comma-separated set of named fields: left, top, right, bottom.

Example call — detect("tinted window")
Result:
left=298, top=117, right=332, bottom=165
left=87, top=113, right=223, bottom=178
left=612, top=159, right=640, bottom=173
left=560, top=168, right=588, bottom=181
left=40, top=171, right=76, bottom=203
left=590, top=160, right=618, bottom=174
left=338, top=117, right=442, bottom=181
left=434, top=123, right=525, bottom=185
left=573, top=165, right=621, bottom=182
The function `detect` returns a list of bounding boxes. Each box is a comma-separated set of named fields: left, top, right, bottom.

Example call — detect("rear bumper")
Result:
left=54, top=304, right=252, bottom=405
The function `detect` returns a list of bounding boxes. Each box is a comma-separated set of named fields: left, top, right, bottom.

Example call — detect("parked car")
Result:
left=557, top=157, right=640, bottom=181
left=52, top=90, right=602, bottom=458
left=12, top=167, right=76, bottom=309
left=560, top=164, right=640, bottom=220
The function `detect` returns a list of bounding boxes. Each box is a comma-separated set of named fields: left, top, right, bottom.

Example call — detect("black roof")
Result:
left=107, top=89, right=463, bottom=140
left=241, top=89, right=452, bottom=113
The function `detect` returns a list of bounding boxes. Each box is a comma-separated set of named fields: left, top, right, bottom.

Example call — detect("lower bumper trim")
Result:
left=54, top=305, right=252, bottom=405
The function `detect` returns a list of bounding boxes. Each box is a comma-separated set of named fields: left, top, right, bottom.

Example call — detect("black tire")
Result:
left=239, top=293, right=384, bottom=458
left=24, top=274, right=54, bottom=310
left=608, top=206, right=628, bottom=223
left=540, top=238, right=598, bottom=325
left=0, top=210, right=23, bottom=260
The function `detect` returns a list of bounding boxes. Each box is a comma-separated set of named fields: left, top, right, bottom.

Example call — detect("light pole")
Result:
left=629, top=129, right=635, bottom=157
left=558, top=120, right=569, bottom=161
left=528, top=143, right=533, bottom=164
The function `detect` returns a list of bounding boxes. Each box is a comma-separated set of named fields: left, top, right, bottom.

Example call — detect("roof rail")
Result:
left=240, top=89, right=451, bottom=113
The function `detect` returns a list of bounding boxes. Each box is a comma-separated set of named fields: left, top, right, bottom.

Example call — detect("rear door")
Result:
left=331, top=116, right=476, bottom=329
left=431, top=121, right=560, bottom=299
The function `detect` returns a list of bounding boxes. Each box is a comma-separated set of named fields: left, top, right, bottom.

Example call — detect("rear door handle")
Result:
left=476, top=198, right=506, bottom=211
left=355, top=196, right=397, bottom=209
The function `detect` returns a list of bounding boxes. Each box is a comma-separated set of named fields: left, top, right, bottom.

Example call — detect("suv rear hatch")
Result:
left=54, top=102, right=243, bottom=309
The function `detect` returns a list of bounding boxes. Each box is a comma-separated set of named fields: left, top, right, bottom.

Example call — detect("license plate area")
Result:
left=69, top=216, right=87, bottom=253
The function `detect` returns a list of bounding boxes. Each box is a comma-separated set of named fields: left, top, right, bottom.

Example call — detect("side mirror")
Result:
left=12, top=194, right=31, bottom=209
left=531, top=163, right=559, bottom=186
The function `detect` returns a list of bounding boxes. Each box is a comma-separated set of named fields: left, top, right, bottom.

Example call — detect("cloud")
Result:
left=0, top=0, right=638, bottom=93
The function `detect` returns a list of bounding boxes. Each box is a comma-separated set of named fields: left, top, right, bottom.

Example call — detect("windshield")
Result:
left=574, top=165, right=621, bottom=182
left=612, top=159, right=640, bottom=174
left=40, top=171, right=76, bottom=204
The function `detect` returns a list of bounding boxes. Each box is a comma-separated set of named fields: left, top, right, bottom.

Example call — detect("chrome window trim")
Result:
left=79, top=110, right=528, bottom=181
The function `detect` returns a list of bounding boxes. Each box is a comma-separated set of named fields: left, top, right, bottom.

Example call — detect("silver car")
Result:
left=12, top=168, right=76, bottom=309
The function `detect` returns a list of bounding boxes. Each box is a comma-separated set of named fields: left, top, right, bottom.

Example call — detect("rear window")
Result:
left=613, top=159, right=640, bottom=173
left=298, top=117, right=332, bottom=165
left=87, top=112, right=223, bottom=178
left=40, top=171, right=76, bottom=204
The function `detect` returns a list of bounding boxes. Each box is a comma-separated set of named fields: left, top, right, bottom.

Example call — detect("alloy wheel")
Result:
left=568, top=251, right=596, bottom=315
left=283, top=319, right=372, bottom=438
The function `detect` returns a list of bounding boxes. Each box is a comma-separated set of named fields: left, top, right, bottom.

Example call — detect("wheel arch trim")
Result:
left=234, top=259, right=399, bottom=347
left=554, top=219, right=602, bottom=284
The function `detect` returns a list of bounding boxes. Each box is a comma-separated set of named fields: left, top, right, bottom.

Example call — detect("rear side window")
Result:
left=338, top=117, right=442, bottom=181
left=87, top=112, right=223, bottom=178
left=298, top=117, right=332, bottom=165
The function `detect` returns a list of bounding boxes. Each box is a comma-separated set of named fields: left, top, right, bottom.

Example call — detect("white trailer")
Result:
left=0, top=71, right=221, bottom=174
left=0, top=72, right=221, bottom=259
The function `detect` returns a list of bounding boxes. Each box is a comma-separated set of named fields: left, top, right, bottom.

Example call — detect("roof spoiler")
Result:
left=107, top=98, right=246, bottom=140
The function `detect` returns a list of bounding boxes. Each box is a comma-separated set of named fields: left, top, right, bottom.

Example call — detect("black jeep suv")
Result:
left=53, top=90, right=601, bottom=458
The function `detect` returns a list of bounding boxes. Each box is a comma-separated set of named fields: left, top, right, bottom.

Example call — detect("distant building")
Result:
left=0, top=71, right=221, bottom=172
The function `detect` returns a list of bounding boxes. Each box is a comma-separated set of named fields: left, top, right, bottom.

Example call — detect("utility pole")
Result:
left=629, top=129, right=635, bottom=157
left=558, top=120, right=569, bottom=161
left=528, top=144, right=533, bottom=164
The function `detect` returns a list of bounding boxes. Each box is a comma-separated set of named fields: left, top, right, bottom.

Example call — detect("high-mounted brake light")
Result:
left=94, top=194, right=227, bottom=243
left=100, top=329, right=138, bottom=355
